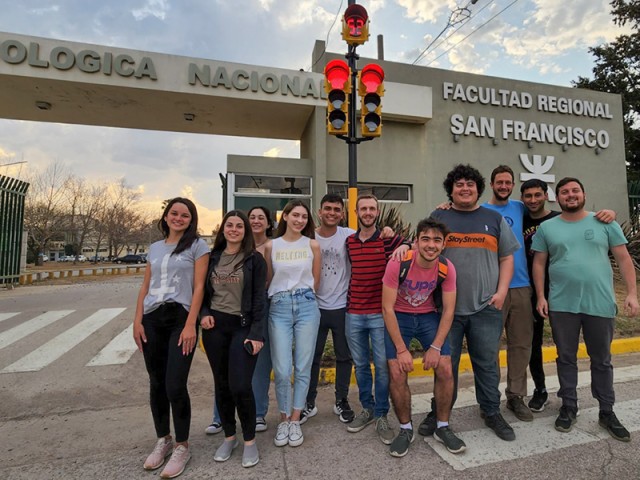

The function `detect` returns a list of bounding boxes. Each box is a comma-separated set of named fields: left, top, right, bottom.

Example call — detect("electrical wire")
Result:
left=307, top=0, right=344, bottom=71
left=425, top=0, right=522, bottom=66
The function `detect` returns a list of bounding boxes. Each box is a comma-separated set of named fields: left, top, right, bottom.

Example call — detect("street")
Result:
left=1, top=277, right=639, bottom=479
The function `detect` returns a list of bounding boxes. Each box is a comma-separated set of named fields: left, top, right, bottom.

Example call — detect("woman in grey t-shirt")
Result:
left=133, top=197, right=209, bottom=479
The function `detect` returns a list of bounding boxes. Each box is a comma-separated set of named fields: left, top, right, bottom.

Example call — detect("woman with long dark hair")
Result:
left=264, top=200, right=321, bottom=448
left=201, top=210, right=267, bottom=468
left=133, top=197, right=209, bottom=479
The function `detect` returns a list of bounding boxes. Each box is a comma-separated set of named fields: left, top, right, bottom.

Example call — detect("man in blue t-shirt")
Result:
left=532, top=177, right=639, bottom=442
left=483, top=165, right=534, bottom=422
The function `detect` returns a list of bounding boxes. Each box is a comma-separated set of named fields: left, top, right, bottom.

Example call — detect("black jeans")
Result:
left=549, top=311, right=615, bottom=411
left=307, top=308, right=353, bottom=404
left=529, top=291, right=546, bottom=391
left=142, top=303, right=196, bottom=443
left=202, top=310, right=259, bottom=441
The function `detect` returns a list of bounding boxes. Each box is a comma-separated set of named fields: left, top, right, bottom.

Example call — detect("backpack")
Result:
left=397, top=250, right=449, bottom=312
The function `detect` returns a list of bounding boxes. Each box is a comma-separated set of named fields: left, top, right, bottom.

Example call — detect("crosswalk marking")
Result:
left=423, top=398, right=640, bottom=470
left=2, top=308, right=126, bottom=373
left=0, top=310, right=74, bottom=350
left=86, top=324, right=137, bottom=366
left=0, top=312, right=19, bottom=323
left=411, top=365, right=640, bottom=414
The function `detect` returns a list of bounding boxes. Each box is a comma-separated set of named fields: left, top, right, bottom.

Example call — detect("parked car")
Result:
left=114, top=254, right=146, bottom=264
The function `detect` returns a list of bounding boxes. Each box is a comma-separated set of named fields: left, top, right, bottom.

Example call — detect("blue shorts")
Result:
left=384, top=311, right=451, bottom=359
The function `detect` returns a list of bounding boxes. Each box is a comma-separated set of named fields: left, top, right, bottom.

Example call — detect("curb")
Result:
left=315, top=336, right=640, bottom=385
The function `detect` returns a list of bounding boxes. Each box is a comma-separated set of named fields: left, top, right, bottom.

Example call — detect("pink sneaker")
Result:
left=160, top=445, right=191, bottom=479
left=143, top=437, right=173, bottom=470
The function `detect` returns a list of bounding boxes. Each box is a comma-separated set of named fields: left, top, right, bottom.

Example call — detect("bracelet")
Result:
left=430, top=344, right=442, bottom=352
left=396, top=348, right=408, bottom=355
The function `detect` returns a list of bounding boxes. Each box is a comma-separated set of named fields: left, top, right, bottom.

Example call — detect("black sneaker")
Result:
left=333, top=398, right=355, bottom=423
left=555, top=405, right=577, bottom=433
left=389, top=428, right=414, bottom=458
left=598, top=411, right=630, bottom=442
left=433, top=426, right=466, bottom=454
left=299, top=402, right=317, bottom=425
left=528, top=389, right=549, bottom=412
left=418, top=410, right=437, bottom=436
left=485, top=413, right=516, bottom=441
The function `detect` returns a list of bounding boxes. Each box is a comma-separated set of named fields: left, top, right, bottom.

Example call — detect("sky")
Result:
left=0, top=0, right=631, bottom=232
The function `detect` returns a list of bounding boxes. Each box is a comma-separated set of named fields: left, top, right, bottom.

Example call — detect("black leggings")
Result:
left=142, top=303, right=196, bottom=443
left=202, top=310, right=259, bottom=441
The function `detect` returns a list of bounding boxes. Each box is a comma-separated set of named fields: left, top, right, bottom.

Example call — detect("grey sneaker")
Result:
left=214, top=438, right=239, bottom=462
left=376, top=416, right=395, bottom=445
left=434, top=426, right=466, bottom=454
left=241, top=442, right=260, bottom=468
left=347, top=408, right=374, bottom=433
left=389, top=428, right=414, bottom=457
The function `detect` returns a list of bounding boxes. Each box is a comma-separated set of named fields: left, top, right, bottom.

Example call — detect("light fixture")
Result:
left=35, top=101, right=51, bottom=110
left=492, top=138, right=499, bottom=146
left=595, top=147, right=602, bottom=155
left=562, top=144, right=569, bottom=152
left=183, top=113, right=195, bottom=121
left=453, top=134, right=460, bottom=143
left=527, top=140, right=533, bottom=149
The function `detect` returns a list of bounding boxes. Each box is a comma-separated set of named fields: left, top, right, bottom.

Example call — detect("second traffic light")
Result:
left=324, top=59, right=352, bottom=136
left=358, top=64, right=384, bottom=137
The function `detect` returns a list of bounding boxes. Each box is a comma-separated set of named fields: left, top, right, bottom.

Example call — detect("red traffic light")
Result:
left=324, top=60, right=350, bottom=90
left=360, top=64, right=384, bottom=93
left=344, top=4, right=368, bottom=38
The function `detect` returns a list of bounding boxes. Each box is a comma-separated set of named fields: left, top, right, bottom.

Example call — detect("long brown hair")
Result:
left=275, top=200, right=315, bottom=239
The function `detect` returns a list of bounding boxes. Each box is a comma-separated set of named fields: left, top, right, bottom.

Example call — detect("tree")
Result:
left=23, top=163, right=72, bottom=264
left=573, top=0, right=640, bottom=178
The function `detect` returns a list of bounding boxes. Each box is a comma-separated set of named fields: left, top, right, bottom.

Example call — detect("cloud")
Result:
left=131, top=0, right=170, bottom=21
left=263, top=147, right=281, bottom=157
left=396, top=0, right=457, bottom=24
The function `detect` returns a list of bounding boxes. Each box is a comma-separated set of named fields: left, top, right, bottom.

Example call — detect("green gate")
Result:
left=0, top=175, right=30, bottom=285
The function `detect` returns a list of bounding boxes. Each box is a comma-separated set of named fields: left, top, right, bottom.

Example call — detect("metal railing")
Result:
left=0, top=175, right=29, bottom=285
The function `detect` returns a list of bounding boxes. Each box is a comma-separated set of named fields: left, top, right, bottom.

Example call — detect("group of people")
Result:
left=132, top=162, right=638, bottom=478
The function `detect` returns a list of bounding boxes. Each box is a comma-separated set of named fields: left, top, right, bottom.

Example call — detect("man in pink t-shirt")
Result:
left=381, top=217, right=465, bottom=457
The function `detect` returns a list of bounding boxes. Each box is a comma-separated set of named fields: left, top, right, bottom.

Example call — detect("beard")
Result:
left=559, top=197, right=586, bottom=213
left=358, top=217, right=377, bottom=228
left=493, top=189, right=512, bottom=201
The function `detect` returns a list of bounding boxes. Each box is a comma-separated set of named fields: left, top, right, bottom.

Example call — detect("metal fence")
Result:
left=0, top=175, right=30, bottom=285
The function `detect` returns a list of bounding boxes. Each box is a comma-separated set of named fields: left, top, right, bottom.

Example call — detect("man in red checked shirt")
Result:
left=381, top=217, right=465, bottom=458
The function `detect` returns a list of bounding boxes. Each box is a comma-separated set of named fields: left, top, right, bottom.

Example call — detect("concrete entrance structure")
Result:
left=0, top=31, right=628, bottom=223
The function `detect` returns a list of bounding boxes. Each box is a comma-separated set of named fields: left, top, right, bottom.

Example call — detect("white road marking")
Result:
left=86, top=324, right=136, bottom=366
left=0, top=312, right=19, bottom=323
left=0, top=310, right=74, bottom=350
left=411, top=365, right=640, bottom=414
left=424, top=399, right=640, bottom=470
left=2, top=308, right=126, bottom=373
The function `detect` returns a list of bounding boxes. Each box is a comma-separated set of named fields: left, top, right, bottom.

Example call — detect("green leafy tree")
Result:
left=573, top=0, right=640, bottom=178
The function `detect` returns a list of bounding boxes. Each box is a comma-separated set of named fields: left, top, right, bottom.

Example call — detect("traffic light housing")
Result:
left=359, top=64, right=384, bottom=137
left=342, top=4, right=369, bottom=46
left=324, top=59, right=351, bottom=136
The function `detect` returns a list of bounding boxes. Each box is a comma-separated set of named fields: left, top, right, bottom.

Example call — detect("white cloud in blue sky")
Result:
left=0, top=0, right=630, bottom=229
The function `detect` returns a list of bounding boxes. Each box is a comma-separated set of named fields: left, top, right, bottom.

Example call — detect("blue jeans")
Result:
left=345, top=312, right=390, bottom=417
left=269, top=288, right=320, bottom=416
left=449, top=306, right=503, bottom=416
left=211, top=302, right=272, bottom=423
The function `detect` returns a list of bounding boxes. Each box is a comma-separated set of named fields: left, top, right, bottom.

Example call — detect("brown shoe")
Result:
left=507, top=397, right=534, bottom=422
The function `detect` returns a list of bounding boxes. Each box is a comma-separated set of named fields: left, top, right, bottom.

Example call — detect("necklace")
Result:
left=255, top=239, right=268, bottom=248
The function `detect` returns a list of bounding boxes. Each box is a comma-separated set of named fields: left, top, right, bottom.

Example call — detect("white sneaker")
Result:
left=205, top=422, right=222, bottom=435
left=255, top=416, right=268, bottom=432
left=274, top=421, right=290, bottom=447
left=288, top=421, right=304, bottom=447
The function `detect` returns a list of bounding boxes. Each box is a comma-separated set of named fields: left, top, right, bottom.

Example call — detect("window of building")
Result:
left=326, top=182, right=411, bottom=203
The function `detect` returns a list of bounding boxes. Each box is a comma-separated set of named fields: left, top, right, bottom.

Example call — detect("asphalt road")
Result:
left=1, top=277, right=639, bottom=479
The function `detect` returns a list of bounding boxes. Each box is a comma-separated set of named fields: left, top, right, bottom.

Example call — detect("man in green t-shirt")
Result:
left=531, top=177, right=639, bottom=442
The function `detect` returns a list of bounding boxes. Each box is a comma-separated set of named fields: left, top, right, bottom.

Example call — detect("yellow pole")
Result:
left=348, top=186, right=358, bottom=230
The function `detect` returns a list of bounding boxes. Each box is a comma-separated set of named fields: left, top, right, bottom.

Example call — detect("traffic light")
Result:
left=342, top=4, right=369, bottom=46
left=324, top=59, right=351, bottom=136
left=358, top=64, right=384, bottom=137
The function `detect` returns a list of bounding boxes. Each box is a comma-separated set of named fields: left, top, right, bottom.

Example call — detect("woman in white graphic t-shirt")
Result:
left=264, top=200, right=321, bottom=449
